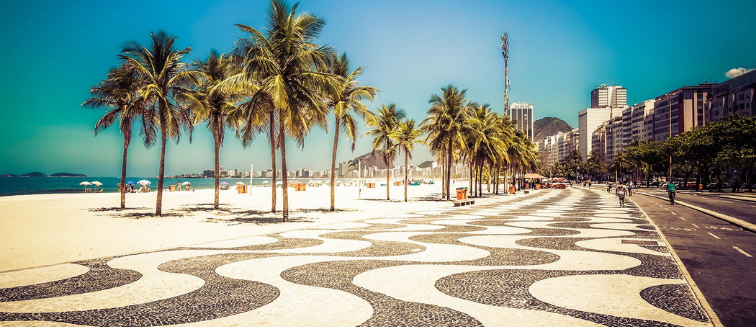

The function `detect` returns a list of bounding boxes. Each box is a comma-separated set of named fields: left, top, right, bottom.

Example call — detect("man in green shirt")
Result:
left=667, top=182, right=676, bottom=204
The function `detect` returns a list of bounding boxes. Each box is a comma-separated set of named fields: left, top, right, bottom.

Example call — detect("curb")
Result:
left=636, top=191, right=756, bottom=234
left=629, top=197, right=722, bottom=327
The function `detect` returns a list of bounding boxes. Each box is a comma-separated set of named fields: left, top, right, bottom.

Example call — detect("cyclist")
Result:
left=666, top=181, right=676, bottom=204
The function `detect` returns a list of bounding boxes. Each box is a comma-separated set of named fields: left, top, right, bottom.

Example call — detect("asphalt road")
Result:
left=637, top=188, right=756, bottom=226
left=630, top=192, right=756, bottom=327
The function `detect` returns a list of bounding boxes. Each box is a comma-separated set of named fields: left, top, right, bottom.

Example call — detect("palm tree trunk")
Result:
left=214, top=134, right=220, bottom=209
left=279, top=120, right=288, bottom=222
left=446, top=140, right=452, bottom=200
left=330, top=119, right=340, bottom=211
left=156, top=130, right=167, bottom=216
left=469, top=160, right=473, bottom=193
left=120, top=138, right=128, bottom=210
left=269, top=111, right=277, bottom=213
left=478, top=164, right=483, bottom=197
left=487, top=165, right=491, bottom=192
left=385, top=144, right=390, bottom=200
left=441, top=154, right=446, bottom=198
left=404, top=152, right=409, bottom=202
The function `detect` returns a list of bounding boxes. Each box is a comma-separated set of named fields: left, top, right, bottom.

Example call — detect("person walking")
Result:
left=627, top=181, right=633, bottom=196
left=616, top=184, right=627, bottom=208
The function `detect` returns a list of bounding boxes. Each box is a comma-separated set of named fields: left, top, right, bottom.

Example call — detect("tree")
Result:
left=120, top=31, right=200, bottom=216
left=586, top=150, right=606, bottom=182
left=325, top=53, right=378, bottom=210
left=364, top=103, right=406, bottom=200
left=391, top=119, right=422, bottom=202
left=421, top=85, right=471, bottom=200
left=183, top=50, right=247, bottom=209
left=83, top=63, right=149, bottom=209
left=234, top=0, right=335, bottom=221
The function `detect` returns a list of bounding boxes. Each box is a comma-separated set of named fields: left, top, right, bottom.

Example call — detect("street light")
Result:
left=501, top=33, right=510, bottom=116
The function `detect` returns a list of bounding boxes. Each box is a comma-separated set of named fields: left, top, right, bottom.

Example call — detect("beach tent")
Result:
left=523, top=173, right=546, bottom=179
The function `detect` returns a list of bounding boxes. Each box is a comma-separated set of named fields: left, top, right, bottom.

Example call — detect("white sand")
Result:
left=0, top=181, right=477, bottom=271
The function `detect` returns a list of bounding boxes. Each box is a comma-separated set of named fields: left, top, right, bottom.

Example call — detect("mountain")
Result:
left=346, top=150, right=395, bottom=170
left=533, top=117, right=572, bottom=141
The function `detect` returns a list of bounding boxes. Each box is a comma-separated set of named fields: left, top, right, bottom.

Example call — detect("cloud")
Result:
left=725, top=67, right=754, bottom=79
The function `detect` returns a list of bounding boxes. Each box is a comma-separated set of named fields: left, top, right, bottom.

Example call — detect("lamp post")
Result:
left=501, top=33, right=510, bottom=115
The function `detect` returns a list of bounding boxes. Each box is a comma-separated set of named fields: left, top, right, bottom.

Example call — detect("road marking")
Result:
left=691, top=223, right=699, bottom=228
left=733, top=246, right=753, bottom=258
left=664, top=208, right=669, bottom=211
left=707, top=232, right=721, bottom=240
left=671, top=212, right=676, bottom=215
left=679, top=216, right=686, bottom=220
left=723, top=201, right=732, bottom=203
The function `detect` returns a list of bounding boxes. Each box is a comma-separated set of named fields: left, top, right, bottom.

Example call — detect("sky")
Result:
left=1, top=0, right=755, bottom=177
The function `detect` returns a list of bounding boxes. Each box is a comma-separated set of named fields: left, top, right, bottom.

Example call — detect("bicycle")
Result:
left=668, top=190, right=676, bottom=205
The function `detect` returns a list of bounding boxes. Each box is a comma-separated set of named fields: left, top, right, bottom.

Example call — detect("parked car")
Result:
left=649, top=181, right=660, bottom=187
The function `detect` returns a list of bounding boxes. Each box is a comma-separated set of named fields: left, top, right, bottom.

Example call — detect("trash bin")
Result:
left=170, top=185, right=176, bottom=192
left=463, top=188, right=468, bottom=199
left=456, top=189, right=466, bottom=200
left=509, top=186, right=515, bottom=194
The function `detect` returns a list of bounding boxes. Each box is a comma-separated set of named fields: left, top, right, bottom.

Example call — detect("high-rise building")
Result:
left=707, top=69, right=755, bottom=123
left=509, top=102, right=534, bottom=140
left=591, top=84, right=627, bottom=108
left=578, top=107, right=622, bottom=162
left=653, top=83, right=714, bottom=142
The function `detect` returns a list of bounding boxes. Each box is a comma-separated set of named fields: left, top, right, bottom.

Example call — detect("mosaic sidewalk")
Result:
left=0, top=188, right=712, bottom=326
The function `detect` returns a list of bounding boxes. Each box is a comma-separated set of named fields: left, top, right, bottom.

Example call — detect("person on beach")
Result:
left=588, top=180, right=592, bottom=189
left=616, top=184, right=627, bottom=207
left=177, top=181, right=182, bottom=191
left=627, top=181, right=633, bottom=196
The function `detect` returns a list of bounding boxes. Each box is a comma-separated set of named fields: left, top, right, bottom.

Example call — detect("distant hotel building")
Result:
left=535, top=129, right=578, bottom=168
left=591, top=84, right=627, bottom=108
left=509, top=102, right=534, bottom=141
left=579, top=107, right=623, bottom=162
left=652, top=83, right=714, bottom=142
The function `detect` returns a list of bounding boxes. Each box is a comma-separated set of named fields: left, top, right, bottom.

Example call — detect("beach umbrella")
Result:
left=235, top=182, right=245, bottom=185
left=126, top=180, right=135, bottom=185
left=220, top=182, right=229, bottom=185
left=262, top=181, right=269, bottom=184
left=182, top=181, right=191, bottom=185
left=91, top=181, right=102, bottom=186
left=79, top=181, right=91, bottom=192
left=137, top=180, right=151, bottom=185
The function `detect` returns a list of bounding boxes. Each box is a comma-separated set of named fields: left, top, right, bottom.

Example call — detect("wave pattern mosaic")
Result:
left=0, top=188, right=711, bottom=326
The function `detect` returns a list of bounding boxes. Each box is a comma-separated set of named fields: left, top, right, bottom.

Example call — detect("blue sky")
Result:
left=1, top=0, right=754, bottom=176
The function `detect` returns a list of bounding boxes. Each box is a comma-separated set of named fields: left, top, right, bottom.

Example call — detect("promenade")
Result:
left=0, top=188, right=712, bottom=326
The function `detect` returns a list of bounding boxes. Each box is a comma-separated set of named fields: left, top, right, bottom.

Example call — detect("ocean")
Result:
left=0, top=177, right=342, bottom=197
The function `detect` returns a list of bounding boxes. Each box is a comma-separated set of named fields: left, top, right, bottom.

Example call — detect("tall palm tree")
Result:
left=83, top=62, right=150, bottom=209
left=421, top=85, right=471, bottom=200
left=325, top=53, right=378, bottom=211
left=391, top=119, right=422, bottom=202
left=182, top=50, right=248, bottom=209
left=234, top=0, right=335, bottom=221
left=465, top=104, right=510, bottom=197
left=120, top=31, right=201, bottom=216
left=364, top=103, right=406, bottom=200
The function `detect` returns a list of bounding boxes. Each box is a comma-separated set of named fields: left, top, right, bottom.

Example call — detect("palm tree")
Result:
left=465, top=104, right=510, bottom=197
left=325, top=53, right=378, bottom=211
left=421, top=85, right=470, bottom=200
left=234, top=0, right=335, bottom=221
left=391, top=119, right=422, bottom=201
left=182, top=50, right=247, bottom=209
left=83, top=62, right=150, bottom=210
left=364, top=103, right=406, bottom=200
left=120, top=31, right=200, bottom=216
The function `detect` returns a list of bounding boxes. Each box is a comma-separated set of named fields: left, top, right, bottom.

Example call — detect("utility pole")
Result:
left=501, top=33, right=510, bottom=116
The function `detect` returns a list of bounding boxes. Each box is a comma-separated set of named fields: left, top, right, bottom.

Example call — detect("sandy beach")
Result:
left=0, top=181, right=474, bottom=272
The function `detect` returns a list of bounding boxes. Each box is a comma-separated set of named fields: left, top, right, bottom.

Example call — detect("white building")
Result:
left=509, top=102, right=534, bottom=141
left=578, top=107, right=622, bottom=162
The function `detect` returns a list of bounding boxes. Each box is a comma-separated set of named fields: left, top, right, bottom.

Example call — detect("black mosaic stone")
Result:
left=0, top=259, right=141, bottom=302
